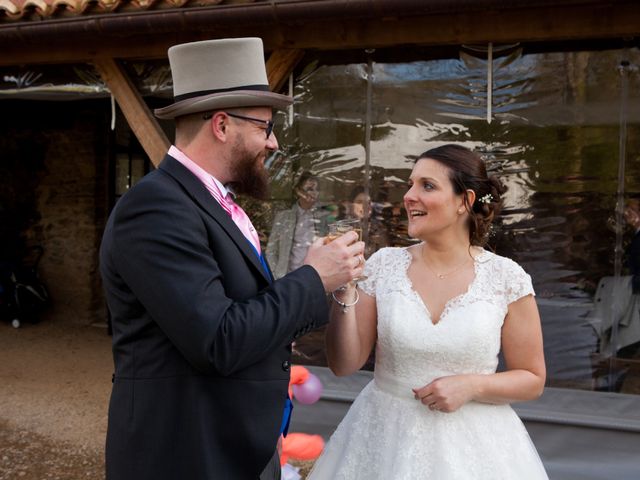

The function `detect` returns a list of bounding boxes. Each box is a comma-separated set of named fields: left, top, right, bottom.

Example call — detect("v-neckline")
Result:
left=402, top=246, right=485, bottom=326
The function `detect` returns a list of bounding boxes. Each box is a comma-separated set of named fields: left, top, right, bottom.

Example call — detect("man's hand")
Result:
left=303, top=232, right=365, bottom=292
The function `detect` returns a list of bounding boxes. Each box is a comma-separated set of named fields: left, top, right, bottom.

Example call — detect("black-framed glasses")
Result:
left=203, top=111, right=274, bottom=139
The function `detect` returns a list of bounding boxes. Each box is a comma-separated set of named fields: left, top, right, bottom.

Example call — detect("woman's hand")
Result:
left=412, top=374, right=479, bottom=413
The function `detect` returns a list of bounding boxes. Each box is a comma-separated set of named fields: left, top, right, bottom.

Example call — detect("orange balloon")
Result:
left=280, top=433, right=325, bottom=466
left=288, top=365, right=310, bottom=399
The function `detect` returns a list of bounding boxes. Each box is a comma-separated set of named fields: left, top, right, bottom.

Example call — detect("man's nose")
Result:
left=267, top=131, right=279, bottom=151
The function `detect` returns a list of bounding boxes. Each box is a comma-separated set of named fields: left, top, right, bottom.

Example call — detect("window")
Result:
left=110, top=114, right=152, bottom=205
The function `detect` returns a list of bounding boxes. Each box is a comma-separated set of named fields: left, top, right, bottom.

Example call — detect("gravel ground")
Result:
left=0, top=320, right=111, bottom=480
left=0, top=320, right=316, bottom=480
left=0, top=419, right=103, bottom=480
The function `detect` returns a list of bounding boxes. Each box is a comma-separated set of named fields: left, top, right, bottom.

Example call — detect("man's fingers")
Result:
left=333, top=230, right=359, bottom=246
left=347, top=241, right=366, bottom=257
left=311, top=237, right=326, bottom=248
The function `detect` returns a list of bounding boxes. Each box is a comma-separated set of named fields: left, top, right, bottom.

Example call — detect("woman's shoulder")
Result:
left=481, top=250, right=530, bottom=278
left=364, top=246, right=411, bottom=273
left=360, top=246, right=412, bottom=294
left=369, top=245, right=410, bottom=258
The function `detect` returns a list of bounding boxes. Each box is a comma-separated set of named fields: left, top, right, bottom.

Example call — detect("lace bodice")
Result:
left=308, top=246, right=547, bottom=480
left=358, top=246, right=534, bottom=389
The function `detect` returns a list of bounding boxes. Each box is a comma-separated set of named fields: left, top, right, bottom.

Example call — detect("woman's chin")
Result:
left=407, top=224, right=422, bottom=240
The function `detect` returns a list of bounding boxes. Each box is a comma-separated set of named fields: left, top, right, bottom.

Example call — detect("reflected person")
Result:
left=616, top=195, right=640, bottom=361
left=266, top=172, right=329, bottom=279
left=624, top=195, right=640, bottom=295
left=99, top=38, right=365, bottom=480
left=342, top=185, right=389, bottom=255
left=343, top=185, right=369, bottom=221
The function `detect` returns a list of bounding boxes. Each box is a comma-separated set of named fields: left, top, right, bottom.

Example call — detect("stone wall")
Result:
left=0, top=99, right=110, bottom=326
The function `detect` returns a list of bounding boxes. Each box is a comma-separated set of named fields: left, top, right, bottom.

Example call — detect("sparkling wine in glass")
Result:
left=325, top=218, right=367, bottom=282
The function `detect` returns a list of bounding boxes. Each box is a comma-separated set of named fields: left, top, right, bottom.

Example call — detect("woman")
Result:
left=308, top=144, right=548, bottom=479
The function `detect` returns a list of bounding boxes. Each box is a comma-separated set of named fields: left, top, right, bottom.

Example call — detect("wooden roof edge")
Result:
left=1, top=0, right=639, bottom=67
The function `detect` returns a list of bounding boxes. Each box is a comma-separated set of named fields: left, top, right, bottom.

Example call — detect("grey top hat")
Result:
left=154, top=37, right=293, bottom=120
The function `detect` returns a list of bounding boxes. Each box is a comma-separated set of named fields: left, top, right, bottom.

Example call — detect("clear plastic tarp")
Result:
left=260, top=46, right=640, bottom=396
left=0, top=61, right=172, bottom=100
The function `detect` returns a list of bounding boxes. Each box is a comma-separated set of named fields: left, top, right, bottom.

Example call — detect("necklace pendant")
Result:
left=438, top=274, right=445, bottom=279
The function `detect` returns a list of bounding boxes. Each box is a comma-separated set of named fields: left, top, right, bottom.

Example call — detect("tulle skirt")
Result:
left=307, top=376, right=548, bottom=480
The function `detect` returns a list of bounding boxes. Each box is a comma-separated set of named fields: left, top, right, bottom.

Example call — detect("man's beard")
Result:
left=228, top=138, right=270, bottom=200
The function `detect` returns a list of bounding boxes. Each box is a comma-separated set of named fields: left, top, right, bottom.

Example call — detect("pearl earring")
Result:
left=458, top=208, right=464, bottom=214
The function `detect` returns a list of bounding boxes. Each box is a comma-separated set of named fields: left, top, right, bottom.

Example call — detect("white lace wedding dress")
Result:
left=307, top=246, right=548, bottom=480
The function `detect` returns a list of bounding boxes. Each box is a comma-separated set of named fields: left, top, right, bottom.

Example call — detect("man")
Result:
left=266, top=171, right=329, bottom=279
left=624, top=196, right=640, bottom=295
left=100, top=38, right=365, bottom=480
left=616, top=195, right=640, bottom=363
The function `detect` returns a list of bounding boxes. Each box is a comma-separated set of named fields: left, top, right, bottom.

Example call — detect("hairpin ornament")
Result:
left=478, top=193, right=493, bottom=204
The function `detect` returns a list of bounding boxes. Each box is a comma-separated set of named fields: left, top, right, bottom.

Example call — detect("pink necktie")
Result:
left=224, top=193, right=261, bottom=255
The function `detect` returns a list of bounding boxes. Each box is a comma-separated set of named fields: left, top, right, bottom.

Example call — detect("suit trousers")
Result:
left=259, top=449, right=281, bottom=480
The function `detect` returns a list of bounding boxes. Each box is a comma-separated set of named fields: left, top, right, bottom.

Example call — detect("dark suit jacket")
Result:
left=627, top=230, right=640, bottom=294
left=99, top=155, right=329, bottom=480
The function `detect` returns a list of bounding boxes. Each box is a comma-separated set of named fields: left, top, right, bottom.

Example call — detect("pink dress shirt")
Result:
left=169, top=146, right=261, bottom=254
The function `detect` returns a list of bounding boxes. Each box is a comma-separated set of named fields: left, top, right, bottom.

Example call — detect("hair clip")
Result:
left=478, top=193, right=493, bottom=204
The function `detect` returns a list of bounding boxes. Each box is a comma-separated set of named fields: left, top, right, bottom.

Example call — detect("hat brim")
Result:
left=154, top=90, right=293, bottom=119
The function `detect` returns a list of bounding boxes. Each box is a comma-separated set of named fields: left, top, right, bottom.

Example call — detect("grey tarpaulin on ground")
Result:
left=290, top=366, right=640, bottom=480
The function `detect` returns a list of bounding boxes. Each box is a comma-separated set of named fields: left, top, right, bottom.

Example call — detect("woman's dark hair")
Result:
left=294, top=170, right=317, bottom=191
left=348, top=185, right=366, bottom=203
left=417, top=144, right=505, bottom=246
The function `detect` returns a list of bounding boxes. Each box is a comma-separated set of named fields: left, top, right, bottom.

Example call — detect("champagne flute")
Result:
left=325, top=218, right=367, bottom=282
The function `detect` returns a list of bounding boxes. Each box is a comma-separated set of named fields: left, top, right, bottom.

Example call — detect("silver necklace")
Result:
left=422, top=247, right=471, bottom=280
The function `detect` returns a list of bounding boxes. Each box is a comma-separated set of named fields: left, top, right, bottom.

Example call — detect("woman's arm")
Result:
left=413, top=294, right=545, bottom=411
left=325, top=284, right=378, bottom=376
left=474, top=294, right=546, bottom=402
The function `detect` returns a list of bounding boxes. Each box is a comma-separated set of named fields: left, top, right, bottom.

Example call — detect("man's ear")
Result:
left=210, top=112, right=229, bottom=142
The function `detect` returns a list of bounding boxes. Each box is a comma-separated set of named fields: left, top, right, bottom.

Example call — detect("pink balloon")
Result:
left=292, top=373, right=323, bottom=404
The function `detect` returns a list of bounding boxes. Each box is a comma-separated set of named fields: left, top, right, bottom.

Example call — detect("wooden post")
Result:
left=93, top=57, right=170, bottom=167
left=266, top=49, right=305, bottom=93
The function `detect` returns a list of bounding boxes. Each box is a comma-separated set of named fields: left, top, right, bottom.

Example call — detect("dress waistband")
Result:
left=373, top=370, right=423, bottom=400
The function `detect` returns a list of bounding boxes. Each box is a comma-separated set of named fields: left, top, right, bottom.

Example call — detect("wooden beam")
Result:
left=257, top=4, right=640, bottom=51
left=266, top=49, right=305, bottom=93
left=93, top=58, right=170, bottom=167
left=2, top=4, right=639, bottom=67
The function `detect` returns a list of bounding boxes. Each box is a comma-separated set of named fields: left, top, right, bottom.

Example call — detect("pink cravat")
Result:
left=168, top=145, right=261, bottom=254
left=222, top=192, right=261, bottom=254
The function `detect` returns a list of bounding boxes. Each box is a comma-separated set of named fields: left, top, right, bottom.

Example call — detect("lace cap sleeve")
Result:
left=501, top=257, right=535, bottom=305
left=358, top=248, right=389, bottom=297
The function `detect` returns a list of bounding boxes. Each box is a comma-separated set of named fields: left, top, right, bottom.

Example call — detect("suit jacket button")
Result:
left=282, top=360, right=291, bottom=372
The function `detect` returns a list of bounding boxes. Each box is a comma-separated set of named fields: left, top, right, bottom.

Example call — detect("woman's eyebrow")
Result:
left=409, top=175, right=439, bottom=184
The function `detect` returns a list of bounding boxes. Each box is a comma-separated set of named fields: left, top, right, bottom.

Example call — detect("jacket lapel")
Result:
left=159, top=155, right=271, bottom=284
